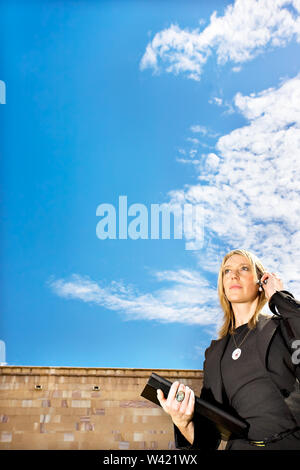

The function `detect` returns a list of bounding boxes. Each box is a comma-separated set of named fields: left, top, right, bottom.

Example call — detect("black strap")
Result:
left=249, top=426, right=300, bottom=446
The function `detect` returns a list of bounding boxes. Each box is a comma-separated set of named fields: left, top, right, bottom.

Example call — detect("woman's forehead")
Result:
left=224, top=254, right=250, bottom=267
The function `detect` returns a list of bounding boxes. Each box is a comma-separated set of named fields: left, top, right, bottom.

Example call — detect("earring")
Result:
left=257, top=278, right=264, bottom=292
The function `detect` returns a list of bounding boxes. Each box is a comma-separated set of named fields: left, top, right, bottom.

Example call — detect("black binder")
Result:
left=140, top=372, right=248, bottom=441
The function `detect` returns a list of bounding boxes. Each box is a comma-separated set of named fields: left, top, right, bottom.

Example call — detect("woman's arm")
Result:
left=173, top=420, right=194, bottom=446
left=268, top=290, right=300, bottom=319
left=262, top=271, right=300, bottom=340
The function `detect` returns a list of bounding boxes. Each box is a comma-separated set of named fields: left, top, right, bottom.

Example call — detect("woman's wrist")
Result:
left=175, top=420, right=194, bottom=445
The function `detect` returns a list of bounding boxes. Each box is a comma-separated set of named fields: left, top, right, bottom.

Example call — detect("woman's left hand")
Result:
left=261, top=272, right=284, bottom=300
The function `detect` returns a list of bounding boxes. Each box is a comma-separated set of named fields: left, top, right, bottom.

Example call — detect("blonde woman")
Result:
left=157, top=249, right=300, bottom=450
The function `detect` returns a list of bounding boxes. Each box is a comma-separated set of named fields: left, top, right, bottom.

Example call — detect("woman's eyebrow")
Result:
left=224, top=263, right=250, bottom=268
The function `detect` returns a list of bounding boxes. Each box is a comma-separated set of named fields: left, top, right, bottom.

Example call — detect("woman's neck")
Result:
left=231, top=298, right=259, bottom=328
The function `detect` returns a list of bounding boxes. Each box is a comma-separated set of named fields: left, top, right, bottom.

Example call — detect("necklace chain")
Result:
left=231, top=326, right=252, bottom=349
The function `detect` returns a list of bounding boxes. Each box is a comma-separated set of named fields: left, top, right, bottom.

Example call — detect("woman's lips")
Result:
left=229, top=285, right=242, bottom=289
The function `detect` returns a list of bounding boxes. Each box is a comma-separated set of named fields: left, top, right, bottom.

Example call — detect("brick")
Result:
left=133, top=432, right=144, bottom=442
left=0, top=384, right=14, bottom=390
left=92, top=408, right=105, bottom=415
left=118, top=441, right=130, bottom=450
left=42, top=400, right=51, bottom=407
left=79, top=416, right=90, bottom=422
left=40, top=414, right=51, bottom=424
left=0, top=432, right=12, bottom=442
left=22, top=400, right=32, bottom=407
left=119, top=400, right=155, bottom=408
left=76, top=422, right=95, bottom=432
left=71, top=400, right=91, bottom=408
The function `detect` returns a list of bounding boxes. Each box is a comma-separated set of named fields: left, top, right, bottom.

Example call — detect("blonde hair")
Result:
left=217, top=249, right=268, bottom=339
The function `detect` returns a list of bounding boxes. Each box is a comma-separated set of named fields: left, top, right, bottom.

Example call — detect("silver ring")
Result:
left=176, top=391, right=185, bottom=402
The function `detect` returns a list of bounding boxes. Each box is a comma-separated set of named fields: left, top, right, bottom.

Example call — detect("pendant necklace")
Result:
left=231, top=326, right=252, bottom=360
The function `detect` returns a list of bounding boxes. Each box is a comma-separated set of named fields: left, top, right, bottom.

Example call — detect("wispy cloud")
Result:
left=48, top=271, right=222, bottom=328
left=140, top=0, right=300, bottom=80
left=209, top=97, right=235, bottom=114
left=190, top=124, right=219, bottom=138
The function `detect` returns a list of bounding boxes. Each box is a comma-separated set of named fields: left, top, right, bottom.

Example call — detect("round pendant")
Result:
left=232, top=348, right=241, bottom=360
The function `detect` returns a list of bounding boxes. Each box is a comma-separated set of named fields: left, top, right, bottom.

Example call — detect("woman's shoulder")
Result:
left=204, top=336, right=224, bottom=357
left=205, top=313, right=276, bottom=353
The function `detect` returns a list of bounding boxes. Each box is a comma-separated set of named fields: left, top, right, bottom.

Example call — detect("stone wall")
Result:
left=0, top=366, right=227, bottom=450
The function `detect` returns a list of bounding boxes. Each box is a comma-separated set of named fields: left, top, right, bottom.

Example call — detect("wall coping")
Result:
left=0, top=365, right=203, bottom=378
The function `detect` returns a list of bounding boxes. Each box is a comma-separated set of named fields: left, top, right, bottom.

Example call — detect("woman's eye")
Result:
left=241, top=266, right=249, bottom=271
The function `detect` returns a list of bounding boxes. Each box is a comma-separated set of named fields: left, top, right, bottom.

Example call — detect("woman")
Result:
left=157, top=249, right=300, bottom=450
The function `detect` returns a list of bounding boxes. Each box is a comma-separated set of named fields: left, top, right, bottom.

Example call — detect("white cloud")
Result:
left=206, top=153, right=220, bottom=170
left=48, top=271, right=221, bottom=328
left=190, top=124, right=219, bottom=138
left=209, top=96, right=235, bottom=115
left=211, top=97, right=223, bottom=106
left=140, top=0, right=300, bottom=80
left=186, top=137, right=200, bottom=145
left=175, top=157, right=202, bottom=165
left=232, top=66, right=242, bottom=73
left=170, top=73, right=300, bottom=295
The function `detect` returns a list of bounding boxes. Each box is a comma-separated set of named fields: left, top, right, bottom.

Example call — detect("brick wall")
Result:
left=0, top=366, right=227, bottom=450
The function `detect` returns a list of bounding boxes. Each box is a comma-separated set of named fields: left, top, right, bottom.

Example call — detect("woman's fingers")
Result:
left=168, top=381, right=180, bottom=403
left=157, top=381, right=180, bottom=411
left=157, top=381, right=195, bottom=429
left=178, top=386, right=194, bottom=416
left=162, top=381, right=179, bottom=410
left=186, top=388, right=195, bottom=417
left=169, top=382, right=185, bottom=407
left=157, top=389, right=165, bottom=405
left=260, top=271, right=284, bottom=300
left=261, top=272, right=270, bottom=283
left=261, top=271, right=282, bottom=284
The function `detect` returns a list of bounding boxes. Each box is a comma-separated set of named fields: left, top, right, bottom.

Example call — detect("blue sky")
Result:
left=1, top=0, right=300, bottom=369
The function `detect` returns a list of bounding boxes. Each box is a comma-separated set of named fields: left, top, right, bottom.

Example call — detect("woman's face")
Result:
left=222, top=254, right=259, bottom=304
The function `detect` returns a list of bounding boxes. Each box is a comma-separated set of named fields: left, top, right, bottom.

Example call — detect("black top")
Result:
left=221, top=322, right=297, bottom=440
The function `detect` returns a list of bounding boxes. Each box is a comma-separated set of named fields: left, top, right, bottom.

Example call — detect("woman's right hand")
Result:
left=156, top=381, right=195, bottom=430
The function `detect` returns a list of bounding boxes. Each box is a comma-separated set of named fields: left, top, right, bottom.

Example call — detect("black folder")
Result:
left=140, top=372, right=248, bottom=441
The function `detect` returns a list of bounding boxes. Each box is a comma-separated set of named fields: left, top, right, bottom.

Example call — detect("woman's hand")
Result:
left=261, top=271, right=284, bottom=300
left=156, top=381, right=195, bottom=430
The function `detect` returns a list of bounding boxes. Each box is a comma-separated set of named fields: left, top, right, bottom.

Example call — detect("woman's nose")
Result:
left=230, top=270, right=239, bottom=278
